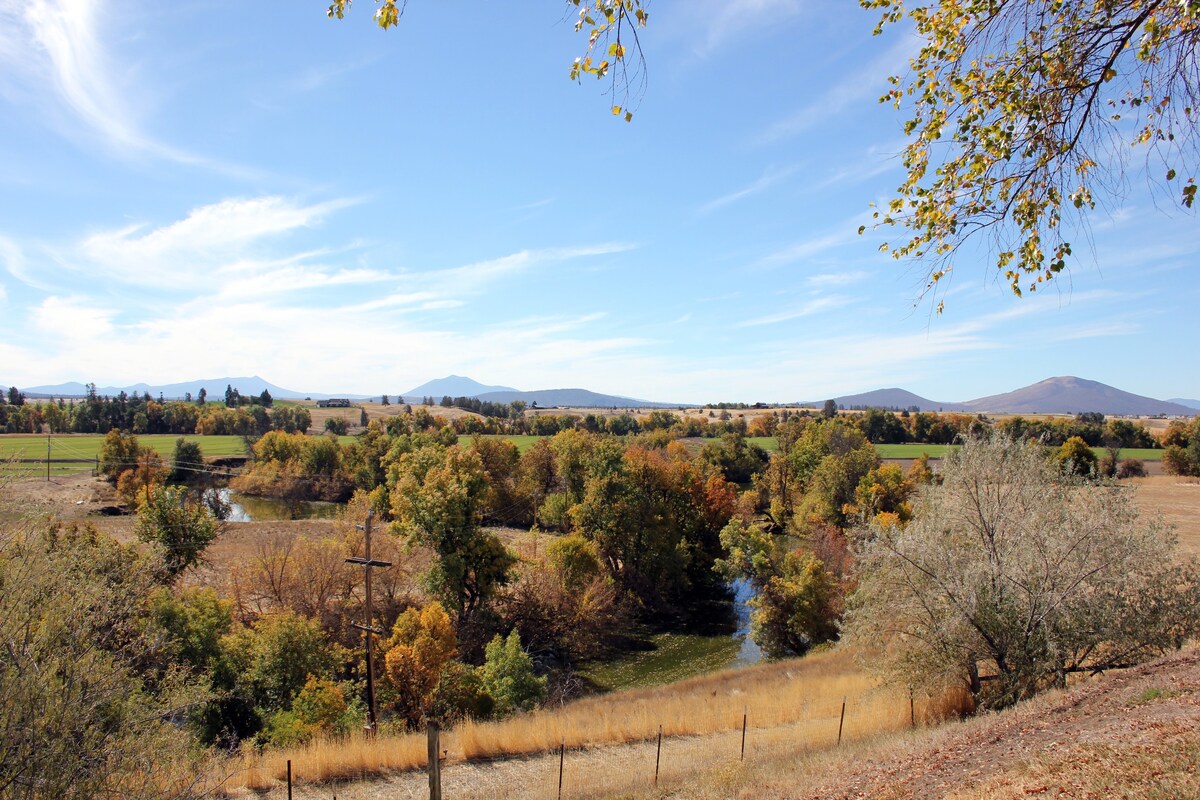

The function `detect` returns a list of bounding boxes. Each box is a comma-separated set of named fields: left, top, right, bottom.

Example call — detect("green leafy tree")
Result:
left=135, top=485, right=220, bottom=579
left=863, top=0, right=1200, bottom=306
left=228, top=610, right=338, bottom=713
left=169, top=436, right=204, bottom=484
left=847, top=436, right=1200, bottom=709
left=478, top=630, right=547, bottom=716
left=390, top=446, right=516, bottom=620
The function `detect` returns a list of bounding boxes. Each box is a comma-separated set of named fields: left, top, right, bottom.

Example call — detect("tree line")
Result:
left=0, top=385, right=310, bottom=435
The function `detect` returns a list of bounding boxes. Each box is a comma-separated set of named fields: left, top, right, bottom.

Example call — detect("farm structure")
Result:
left=316, top=398, right=352, bottom=408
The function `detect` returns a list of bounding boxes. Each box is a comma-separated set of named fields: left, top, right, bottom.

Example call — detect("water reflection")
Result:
left=213, top=488, right=342, bottom=522
left=731, top=578, right=763, bottom=665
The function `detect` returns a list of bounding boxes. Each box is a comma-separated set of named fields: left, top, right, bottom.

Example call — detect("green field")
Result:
left=0, top=434, right=249, bottom=475
left=456, top=434, right=544, bottom=453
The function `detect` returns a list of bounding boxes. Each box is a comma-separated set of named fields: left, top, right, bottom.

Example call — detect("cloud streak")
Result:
left=0, top=0, right=192, bottom=160
left=756, top=38, right=914, bottom=144
left=696, top=164, right=799, bottom=215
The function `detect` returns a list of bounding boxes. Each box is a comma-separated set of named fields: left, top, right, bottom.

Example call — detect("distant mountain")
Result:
left=404, top=375, right=518, bottom=400
left=476, top=388, right=678, bottom=409
left=20, top=377, right=367, bottom=401
left=961, top=376, right=1195, bottom=416
left=830, top=388, right=966, bottom=412
left=1168, top=398, right=1200, bottom=410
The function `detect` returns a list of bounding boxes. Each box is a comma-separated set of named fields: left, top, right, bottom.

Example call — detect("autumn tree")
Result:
left=864, top=1, right=1200, bottom=306
left=847, top=436, right=1200, bottom=709
left=383, top=602, right=459, bottom=727
left=390, top=444, right=516, bottom=622
left=1056, top=435, right=1099, bottom=477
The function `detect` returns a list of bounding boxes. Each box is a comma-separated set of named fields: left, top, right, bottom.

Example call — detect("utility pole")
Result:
left=346, top=510, right=391, bottom=735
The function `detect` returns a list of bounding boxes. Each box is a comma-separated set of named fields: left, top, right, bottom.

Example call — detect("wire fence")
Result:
left=233, top=678, right=931, bottom=799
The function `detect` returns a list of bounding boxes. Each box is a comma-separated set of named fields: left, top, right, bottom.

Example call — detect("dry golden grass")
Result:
left=227, top=731, right=430, bottom=789
left=1130, top=475, right=1200, bottom=558
left=222, top=647, right=951, bottom=795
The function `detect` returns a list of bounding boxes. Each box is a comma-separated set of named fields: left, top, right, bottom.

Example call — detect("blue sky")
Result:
left=0, top=0, right=1196, bottom=404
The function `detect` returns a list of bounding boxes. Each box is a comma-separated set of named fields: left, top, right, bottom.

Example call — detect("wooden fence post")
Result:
left=741, top=706, right=747, bottom=761
left=654, top=725, right=662, bottom=786
left=837, top=697, right=846, bottom=746
left=286, top=759, right=292, bottom=800
left=427, top=722, right=441, bottom=800
left=558, top=738, right=565, bottom=800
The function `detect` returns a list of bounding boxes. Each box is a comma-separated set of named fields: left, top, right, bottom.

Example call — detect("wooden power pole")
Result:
left=346, top=510, right=391, bottom=734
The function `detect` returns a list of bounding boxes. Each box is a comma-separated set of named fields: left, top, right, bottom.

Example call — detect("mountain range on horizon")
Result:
left=9, top=374, right=1198, bottom=417
left=828, top=376, right=1196, bottom=417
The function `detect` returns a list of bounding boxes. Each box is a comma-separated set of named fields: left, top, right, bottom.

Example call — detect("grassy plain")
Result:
left=0, top=434, right=248, bottom=474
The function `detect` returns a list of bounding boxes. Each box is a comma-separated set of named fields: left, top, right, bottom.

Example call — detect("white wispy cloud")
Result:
left=0, top=0, right=197, bottom=161
left=1057, top=321, right=1141, bottom=341
left=427, top=243, right=636, bottom=293
left=757, top=229, right=856, bottom=268
left=73, top=196, right=361, bottom=289
left=696, top=164, right=798, bottom=215
left=756, top=37, right=914, bottom=144
left=0, top=234, right=49, bottom=290
left=512, top=198, right=554, bottom=211
left=734, top=294, right=852, bottom=327
left=806, top=270, right=870, bottom=288
left=685, top=0, right=805, bottom=58
left=32, top=295, right=116, bottom=340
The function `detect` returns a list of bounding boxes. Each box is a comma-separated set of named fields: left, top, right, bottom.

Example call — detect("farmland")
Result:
left=0, top=434, right=248, bottom=474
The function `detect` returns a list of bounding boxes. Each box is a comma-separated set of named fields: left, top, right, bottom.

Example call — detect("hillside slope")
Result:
left=962, top=375, right=1195, bottom=416
left=789, top=650, right=1200, bottom=800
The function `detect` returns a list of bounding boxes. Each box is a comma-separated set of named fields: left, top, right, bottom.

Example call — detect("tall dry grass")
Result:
left=223, top=646, right=957, bottom=794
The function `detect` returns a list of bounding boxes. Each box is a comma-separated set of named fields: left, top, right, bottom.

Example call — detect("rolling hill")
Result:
left=403, top=375, right=517, bottom=399
left=959, top=376, right=1195, bottom=416
left=829, top=388, right=965, bottom=412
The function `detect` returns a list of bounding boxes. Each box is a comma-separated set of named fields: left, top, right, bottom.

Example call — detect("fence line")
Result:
left=244, top=687, right=932, bottom=799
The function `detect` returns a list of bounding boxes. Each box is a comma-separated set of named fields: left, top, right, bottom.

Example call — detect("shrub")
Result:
left=848, top=436, right=1200, bottom=709
left=1117, top=458, right=1147, bottom=478
left=479, top=630, right=547, bottom=716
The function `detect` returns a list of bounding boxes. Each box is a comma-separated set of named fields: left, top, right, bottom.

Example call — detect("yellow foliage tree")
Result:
left=383, top=601, right=457, bottom=727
